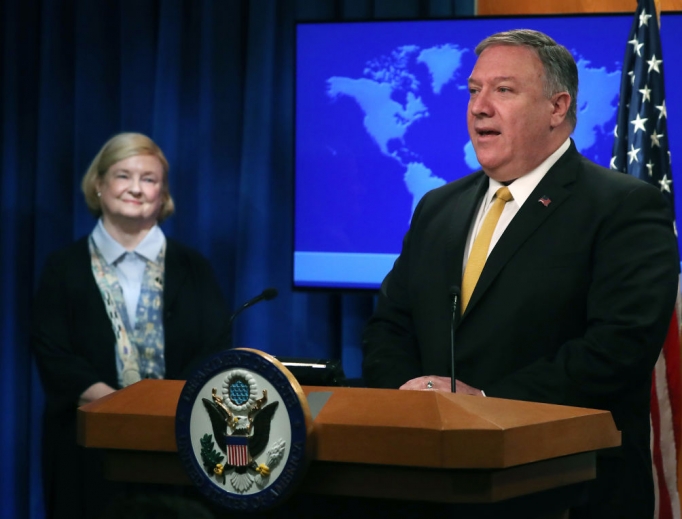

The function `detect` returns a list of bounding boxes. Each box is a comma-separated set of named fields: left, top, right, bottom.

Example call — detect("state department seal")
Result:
left=176, top=348, right=313, bottom=512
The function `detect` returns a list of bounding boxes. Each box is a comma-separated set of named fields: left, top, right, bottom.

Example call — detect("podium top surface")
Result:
left=78, top=379, right=620, bottom=469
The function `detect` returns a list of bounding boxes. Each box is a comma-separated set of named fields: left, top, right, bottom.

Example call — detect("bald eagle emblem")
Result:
left=199, top=369, right=286, bottom=493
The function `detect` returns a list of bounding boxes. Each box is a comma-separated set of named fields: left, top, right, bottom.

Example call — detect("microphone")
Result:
left=449, top=286, right=460, bottom=393
left=228, top=288, right=279, bottom=329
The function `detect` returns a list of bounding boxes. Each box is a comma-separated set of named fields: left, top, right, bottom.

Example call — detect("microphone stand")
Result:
left=449, top=286, right=460, bottom=393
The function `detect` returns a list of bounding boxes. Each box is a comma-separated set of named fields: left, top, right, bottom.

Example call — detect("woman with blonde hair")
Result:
left=32, top=132, right=230, bottom=519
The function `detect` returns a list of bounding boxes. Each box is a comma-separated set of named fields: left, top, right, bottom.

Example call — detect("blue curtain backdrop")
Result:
left=0, top=0, right=474, bottom=517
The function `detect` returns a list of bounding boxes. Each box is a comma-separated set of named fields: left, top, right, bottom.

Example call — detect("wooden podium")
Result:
left=78, top=379, right=620, bottom=515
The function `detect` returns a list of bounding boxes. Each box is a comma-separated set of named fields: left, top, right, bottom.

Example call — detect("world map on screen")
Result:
left=326, top=44, right=621, bottom=221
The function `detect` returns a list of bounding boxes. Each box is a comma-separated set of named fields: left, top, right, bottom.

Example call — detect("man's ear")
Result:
left=550, top=91, right=571, bottom=128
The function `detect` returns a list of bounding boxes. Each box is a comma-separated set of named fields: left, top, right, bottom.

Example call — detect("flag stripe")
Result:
left=652, top=388, right=672, bottom=519
left=653, top=344, right=679, bottom=519
left=663, top=306, right=682, bottom=450
left=654, top=312, right=682, bottom=519
left=653, top=413, right=662, bottom=519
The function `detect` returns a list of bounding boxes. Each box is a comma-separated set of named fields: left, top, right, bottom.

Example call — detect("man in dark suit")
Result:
left=362, top=29, right=679, bottom=518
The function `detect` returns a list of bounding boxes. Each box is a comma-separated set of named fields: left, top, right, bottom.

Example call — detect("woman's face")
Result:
left=97, top=154, right=164, bottom=227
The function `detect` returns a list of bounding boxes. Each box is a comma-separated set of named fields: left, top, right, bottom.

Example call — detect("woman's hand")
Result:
left=78, top=382, right=116, bottom=407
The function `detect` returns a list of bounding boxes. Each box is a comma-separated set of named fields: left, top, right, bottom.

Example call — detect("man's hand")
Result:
left=399, top=376, right=483, bottom=396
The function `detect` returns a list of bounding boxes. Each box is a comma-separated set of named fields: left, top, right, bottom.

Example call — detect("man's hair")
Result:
left=475, top=29, right=578, bottom=129
left=81, top=132, right=175, bottom=222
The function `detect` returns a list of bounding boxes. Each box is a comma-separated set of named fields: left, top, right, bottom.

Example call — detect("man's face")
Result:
left=467, top=44, right=560, bottom=182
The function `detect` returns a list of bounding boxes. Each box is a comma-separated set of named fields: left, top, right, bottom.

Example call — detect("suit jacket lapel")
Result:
left=445, top=172, right=489, bottom=294
left=462, top=145, right=579, bottom=318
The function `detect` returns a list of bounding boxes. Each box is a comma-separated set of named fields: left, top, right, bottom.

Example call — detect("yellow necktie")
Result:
left=461, top=186, right=513, bottom=312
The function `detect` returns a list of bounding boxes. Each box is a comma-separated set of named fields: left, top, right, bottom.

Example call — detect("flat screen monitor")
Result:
left=294, top=13, right=682, bottom=290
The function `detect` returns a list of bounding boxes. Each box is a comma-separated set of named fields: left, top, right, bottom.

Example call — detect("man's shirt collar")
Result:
left=485, top=138, right=571, bottom=207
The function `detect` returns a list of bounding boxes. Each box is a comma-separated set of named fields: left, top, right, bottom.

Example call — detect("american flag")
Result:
left=611, top=1, right=681, bottom=517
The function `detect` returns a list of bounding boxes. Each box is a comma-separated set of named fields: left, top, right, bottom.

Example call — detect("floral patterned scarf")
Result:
left=89, top=236, right=166, bottom=387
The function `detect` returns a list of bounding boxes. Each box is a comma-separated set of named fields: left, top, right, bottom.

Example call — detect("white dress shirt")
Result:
left=462, top=138, right=571, bottom=273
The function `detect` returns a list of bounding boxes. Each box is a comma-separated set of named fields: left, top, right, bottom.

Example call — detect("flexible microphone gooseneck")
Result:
left=449, top=286, right=460, bottom=393
left=228, top=288, right=279, bottom=329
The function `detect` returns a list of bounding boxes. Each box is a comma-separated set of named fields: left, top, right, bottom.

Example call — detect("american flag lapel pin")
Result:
left=538, top=195, right=551, bottom=207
